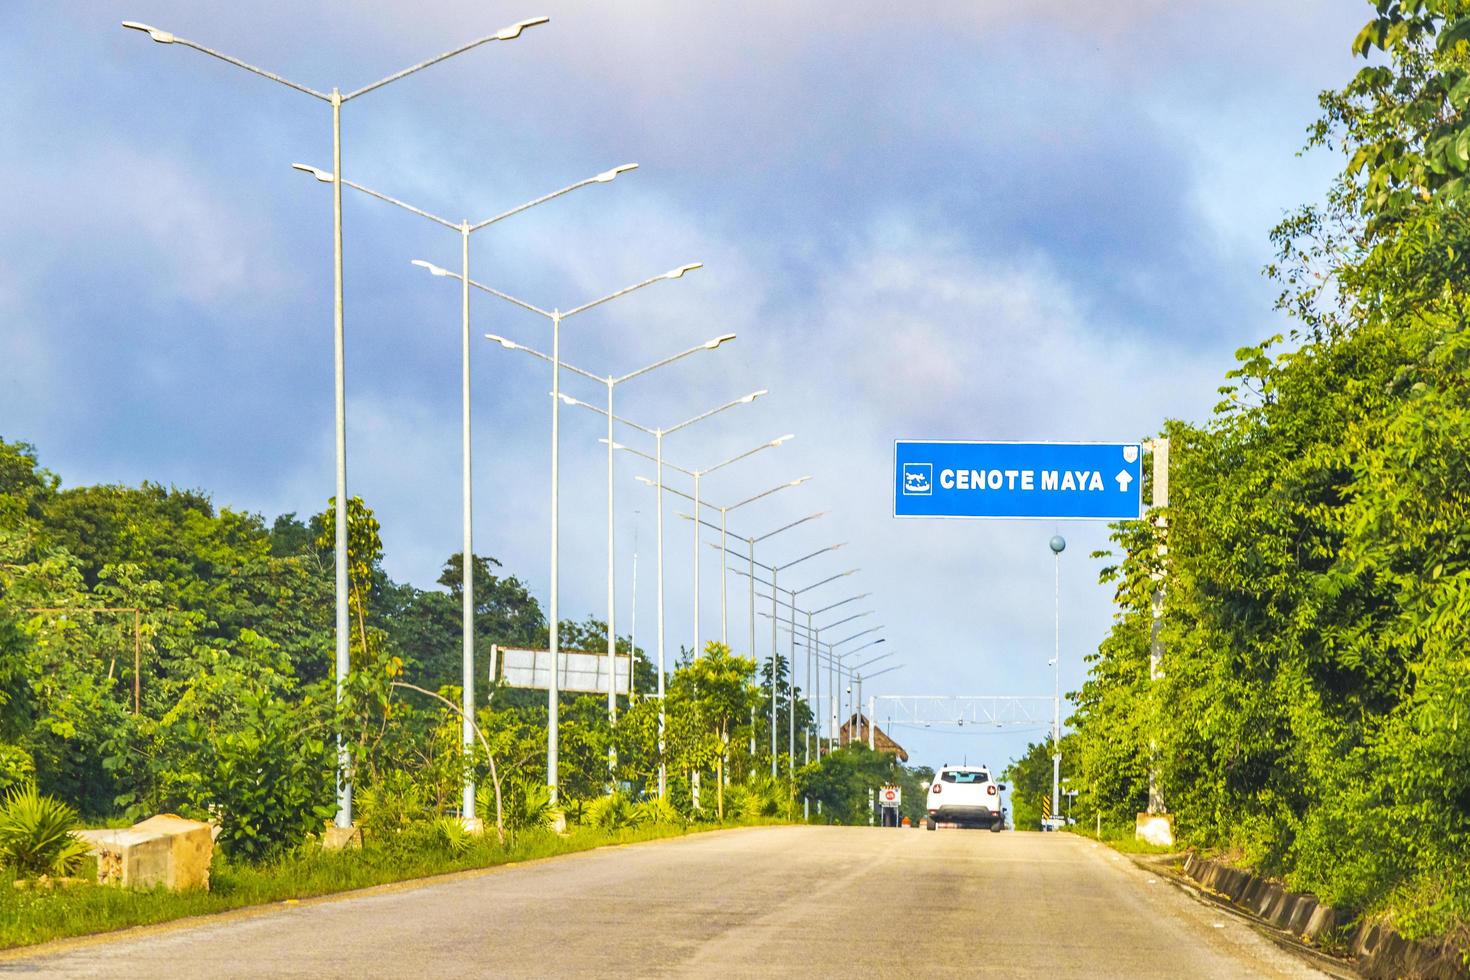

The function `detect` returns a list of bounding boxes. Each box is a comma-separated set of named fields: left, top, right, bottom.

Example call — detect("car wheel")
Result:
left=925, top=818, right=936, bottom=832
left=989, top=820, right=1003, bottom=833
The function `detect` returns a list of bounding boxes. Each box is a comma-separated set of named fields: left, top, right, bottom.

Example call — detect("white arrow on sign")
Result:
left=1116, top=470, right=1134, bottom=493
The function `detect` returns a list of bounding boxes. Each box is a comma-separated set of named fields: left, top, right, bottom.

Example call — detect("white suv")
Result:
left=925, top=765, right=1006, bottom=832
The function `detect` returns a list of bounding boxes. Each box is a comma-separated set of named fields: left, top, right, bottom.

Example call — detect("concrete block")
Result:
left=75, top=814, right=213, bottom=891
left=460, top=817, right=485, bottom=837
left=321, top=824, right=363, bottom=851
left=1302, top=904, right=1339, bottom=942
left=1134, top=812, right=1175, bottom=847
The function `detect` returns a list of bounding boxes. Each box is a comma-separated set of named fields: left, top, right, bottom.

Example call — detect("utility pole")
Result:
left=1049, top=534, right=1065, bottom=828
left=1145, top=438, right=1170, bottom=815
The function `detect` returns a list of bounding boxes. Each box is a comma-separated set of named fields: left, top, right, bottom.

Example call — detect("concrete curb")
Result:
left=1180, top=855, right=1467, bottom=980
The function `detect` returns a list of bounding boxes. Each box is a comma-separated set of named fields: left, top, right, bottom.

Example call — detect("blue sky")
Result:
left=2, top=1, right=1365, bottom=773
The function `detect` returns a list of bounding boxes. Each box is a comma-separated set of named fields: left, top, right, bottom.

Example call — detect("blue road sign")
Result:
left=893, top=441, right=1143, bottom=520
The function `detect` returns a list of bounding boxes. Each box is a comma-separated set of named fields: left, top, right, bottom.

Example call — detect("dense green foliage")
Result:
left=1067, top=0, right=1470, bottom=942
left=0, top=435, right=854, bottom=883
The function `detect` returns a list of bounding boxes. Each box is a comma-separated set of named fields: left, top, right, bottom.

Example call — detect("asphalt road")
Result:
left=4, top=826, right=1327, bottom=978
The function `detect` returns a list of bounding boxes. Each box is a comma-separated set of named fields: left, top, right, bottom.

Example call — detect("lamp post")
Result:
left=743, top=582, right=869, bottom=759
left=1050, top=534, right=1066, bottom=829
left=414, top=264, right=704, bottom=803
left=291, top=165, right=635, bottom=824
left=631, top=440, right=796, bottom=660
left=123, top=14, right=549, bottom=829
left=761, top=544, right=846, bottom=778
left=653, top=479, right=814, bottom=647
left=829, top=634, right=886, bottom=743
left=687, top=437, right=793, bottom=659
left=759, top=597, right=870, bottom=756
left=484, top=335, right=735, bottom=734
left=560, top=392, right=769, bottom=797
left=750, top=567, right=857, bottom=768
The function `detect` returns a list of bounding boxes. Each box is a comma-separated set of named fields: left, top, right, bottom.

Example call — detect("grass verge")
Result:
left=0, top=819, right=780, bottom=952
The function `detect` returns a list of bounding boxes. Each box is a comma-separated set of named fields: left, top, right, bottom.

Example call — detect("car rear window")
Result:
left=940, top=771, right=989, bottom=784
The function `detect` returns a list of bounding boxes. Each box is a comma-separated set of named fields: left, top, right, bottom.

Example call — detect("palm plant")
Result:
left=0, top=783, right=90, bottom=878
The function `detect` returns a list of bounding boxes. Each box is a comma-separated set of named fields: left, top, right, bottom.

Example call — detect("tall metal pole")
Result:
left=330, top=88, right=352, bottom=830
left=748, top=538, right=756, bottom=759
left=459, top=222, right=476, bottom=822
left=868, top=692, right=875, bottom=750
left=787, top=586, right=796, bottom=777
left=1050, top=535, right=1064, bottom=827
left=806, top=611, right=815, bottom=763
left=548, top=312, right=562, bottom=804
left=720, top=510, right=729, bottom=646
left=656, top=431, right=667, bottom=798
left=630, top=516, right=638, bottom=699
left=770, top=567, right=779, bottom=776
left=1147, top=439, right=1170, bottom=815
left=692, top=473, right=701, bottom=657
left=606, top=380, right=617, bottom=780
left=747, top=539, right=756, bottom=663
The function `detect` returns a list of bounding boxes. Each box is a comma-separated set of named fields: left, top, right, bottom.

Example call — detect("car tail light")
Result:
left=932, top=784, right=941, bottom=794
left=987, top=785, right=997, bottom=796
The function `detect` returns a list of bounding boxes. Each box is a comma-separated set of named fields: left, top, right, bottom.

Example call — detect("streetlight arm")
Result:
left=469, top=163, right=637, bottom=232
left=294, top=166, right=460, bottom=228
left=343, top=17, right=550, bottom=101
left=613, top=334, right=736, bottom=385
left=853, top=651, right=896, bottom=673
left=775, top=542, right=846, bottom=573
left=832, top=628, right=884, bottom=647
left=556, top=396, right=656, bottom=436
left=812, top=592, right=871, bottom=617
left=753, top=511, right=826, bottom=544
left=862, top=664, right=903, bottom=682
left=563, top=263, right=702, bottom=319
left=711, top=544, right=776, bottom=572
left=729, top=477, right=810, bottom=512
left=483, top=334, right=604, bottom=384
left=676, top=512, right=729, bottom=536
left=665, top=390, right=767, bottom=435
left=411, top=261, right=553, bottom=318
left=122, top=23, right=330, bottom=100
left=623, top=446, right=694, bottom=477
left=839, top=637, right=887, bottom=658
left=698, top=434, right=793, bottom=477
left=793, top=567, right=859, bottom=595
left=818, top=610, right=872, bottom=632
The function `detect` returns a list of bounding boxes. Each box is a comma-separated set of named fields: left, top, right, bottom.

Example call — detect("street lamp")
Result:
left=560, top=391, right=769, bottom=798
left=688, top=436, right=793, bottom=659
left=764, top=543, right=846, bottom=778
left=123, top=14, right=549, bottom=830
left=483, top=335, right=734, bottom=738
left=291, top=164, right=635, bottom=825
left=656, top=477, right=813, bottom=645
left=415, top=263, right=704, bottom=804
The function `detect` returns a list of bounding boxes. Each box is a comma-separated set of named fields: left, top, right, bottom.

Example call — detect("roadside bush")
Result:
left=357, top=770, right=431, bottom=853
left=502, top=777, right=554, bottom=838
left=209, top=689, right=336, bottom=863
left=583, top=792, right=633, bottom=830
left=631, top=795, right=683, bottom=828
left=0, top=783, right=89, bottom=878
left=0, top=745, right=34, bottom=797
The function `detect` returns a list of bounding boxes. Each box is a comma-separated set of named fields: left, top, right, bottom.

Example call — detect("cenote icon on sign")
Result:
left=902, top=462, right=932, bottom=496
left=892, top=440, right=1144, bottom=521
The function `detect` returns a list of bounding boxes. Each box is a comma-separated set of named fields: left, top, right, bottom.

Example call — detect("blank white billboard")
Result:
left=495, top=647, right=631, bottom=695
